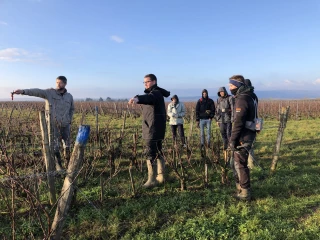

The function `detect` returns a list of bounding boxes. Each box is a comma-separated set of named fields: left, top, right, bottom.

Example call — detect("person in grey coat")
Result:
left=167, top=95, right=186, bottom=146
left=13, top=76, right=74, bottom=170
left=129, top=74, right=170, bottom=188
left=215, top=87, right=234, bottom=150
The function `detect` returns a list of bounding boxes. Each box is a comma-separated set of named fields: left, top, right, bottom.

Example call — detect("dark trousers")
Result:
left=145, top=140, right=163, bottom=164
left=170, top=124, right=185, bottom=144
left=232, top=148, right=251, bottom=189
left=219, top=122, right=232, bottom=150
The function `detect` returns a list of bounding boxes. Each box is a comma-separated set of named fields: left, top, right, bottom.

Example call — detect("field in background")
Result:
left=0, top=100, right=319, bottom=239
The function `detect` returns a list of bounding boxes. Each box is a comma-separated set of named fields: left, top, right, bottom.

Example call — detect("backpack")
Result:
left=245, top=97, right=263, bottom=132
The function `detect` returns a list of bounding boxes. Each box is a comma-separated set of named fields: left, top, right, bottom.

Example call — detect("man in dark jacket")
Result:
left=229, top=75, right=257, bottom=201
left=196, top=89, right=215, bottom=148
left=215, top=87, right=234, bottom=150
left=129, top=74, right=170, bottom=188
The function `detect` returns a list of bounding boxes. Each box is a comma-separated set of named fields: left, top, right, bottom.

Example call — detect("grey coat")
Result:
left=23, top=88, right=74, bottom=127
left=215, top=87, right=234, bottom=123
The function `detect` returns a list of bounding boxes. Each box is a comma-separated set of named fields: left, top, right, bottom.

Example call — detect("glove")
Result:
left=229, top=142, right=237, bottom=151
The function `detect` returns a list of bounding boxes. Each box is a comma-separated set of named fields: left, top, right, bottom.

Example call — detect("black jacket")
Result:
left=196, top=97, right=215, bottom=121
left=230, top=86, right=257, bottom=146
left=215, top=87, right=234, bottom=123
left=137, top=84, right=170, bottom=141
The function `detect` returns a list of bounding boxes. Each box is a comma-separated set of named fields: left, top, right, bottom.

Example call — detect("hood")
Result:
left=244, top=79, right=252, bottom=87
left=202, top=89, right=208, bottom=99
left=171, top=94, right=179, bottom=103
left=217, top=87, right=228, bottom=97
left=145, top=84, right=170, bottom=97
left=235, top=85, right=252, bottom=96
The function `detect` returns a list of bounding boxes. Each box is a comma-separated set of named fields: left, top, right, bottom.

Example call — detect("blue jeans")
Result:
left=200, top=119, right=212, bottom=146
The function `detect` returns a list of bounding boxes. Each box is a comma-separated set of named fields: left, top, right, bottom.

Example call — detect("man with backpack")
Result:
left=215, top=87, right=234, bottom=150
left=196, top=89, right=215, bottom=148
left=229, top=75, right=258, bottom=201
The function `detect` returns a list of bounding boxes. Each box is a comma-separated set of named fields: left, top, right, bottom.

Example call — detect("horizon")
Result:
left=1, top=89, right=319, bottom=102
left=1, top=0, right=320, bottom=98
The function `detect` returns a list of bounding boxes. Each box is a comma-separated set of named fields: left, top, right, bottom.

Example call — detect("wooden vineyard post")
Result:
left=271, top=106, right=290, bottom=171
left=187, top=108, right=195, bottom=144
left=39, top=111, right=56, bottom=205
left=95, top=106, right=101, bottom=150
left=50, top=125, right=90, bottom=239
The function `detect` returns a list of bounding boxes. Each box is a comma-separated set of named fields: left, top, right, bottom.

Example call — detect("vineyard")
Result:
left=0, top=100, right=320, bottom=239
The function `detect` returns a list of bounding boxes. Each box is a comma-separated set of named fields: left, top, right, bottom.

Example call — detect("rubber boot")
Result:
left=237, top=187, right=251, bottom=201
left=64, top=147, right=71, bottom=168
left=54, top=151, right=63, bottom=171
left=143, top=160, right=157, bottom=188
left=156, top=157, right=166, bottom=184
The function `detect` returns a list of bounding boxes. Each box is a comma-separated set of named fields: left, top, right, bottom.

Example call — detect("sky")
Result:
left=0, top=0, right=320, bottom=100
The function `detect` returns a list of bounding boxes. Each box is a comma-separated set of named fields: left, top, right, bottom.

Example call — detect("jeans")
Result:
left=200, top=119, right=212, bottom=146
left=53, top=124, right=71, bottom=153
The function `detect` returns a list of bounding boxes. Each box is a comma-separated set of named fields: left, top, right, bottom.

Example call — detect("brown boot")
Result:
left=237, top=187, right=251, bottom=201
left=142, top=160, right=157, bottom=188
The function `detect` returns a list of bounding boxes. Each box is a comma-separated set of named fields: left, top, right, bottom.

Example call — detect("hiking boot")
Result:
left=236, top=187, right=251, bottom=201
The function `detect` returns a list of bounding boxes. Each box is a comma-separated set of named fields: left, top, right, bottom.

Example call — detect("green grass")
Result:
left=1, top=117, right=320, bottom=239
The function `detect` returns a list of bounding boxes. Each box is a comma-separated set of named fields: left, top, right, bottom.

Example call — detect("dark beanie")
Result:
left=229, top=78, right=244, bottom=88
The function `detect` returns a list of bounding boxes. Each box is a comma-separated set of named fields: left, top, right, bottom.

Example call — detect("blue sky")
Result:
left=0, top=0, right=319, bottom=99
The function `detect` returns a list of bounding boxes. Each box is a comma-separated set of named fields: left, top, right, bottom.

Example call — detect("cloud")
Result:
left=0, top=48, right=46, bottom=62
left=313, top=78, right=320, bottom=85
left=284, top=79, right=292, bottom=84
left=110, top=35, right=124, bottom=43
left=0, top=21, right=8, bottom=26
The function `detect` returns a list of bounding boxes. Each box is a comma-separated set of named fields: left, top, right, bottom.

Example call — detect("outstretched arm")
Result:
left=14, top=89, right=48, bottom=99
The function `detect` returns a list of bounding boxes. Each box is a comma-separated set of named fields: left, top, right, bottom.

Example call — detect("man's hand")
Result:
left=13, top=89, right=24, bottom=95
left=196, top=121, right=200, bottom=128
left=128, top=97, right=139, bottom=105
left=216, top=122, right=219, bottom=127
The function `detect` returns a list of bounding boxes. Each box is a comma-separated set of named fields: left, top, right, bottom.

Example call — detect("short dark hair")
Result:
left=144, top=74, right=157, bottom=82
left=229, top=75, right=245, bottom=83
left=57, top=76, right=67, bottom=84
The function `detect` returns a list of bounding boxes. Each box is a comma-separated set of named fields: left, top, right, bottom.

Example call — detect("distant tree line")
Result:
left=82, top=97, right=128, bottom=102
